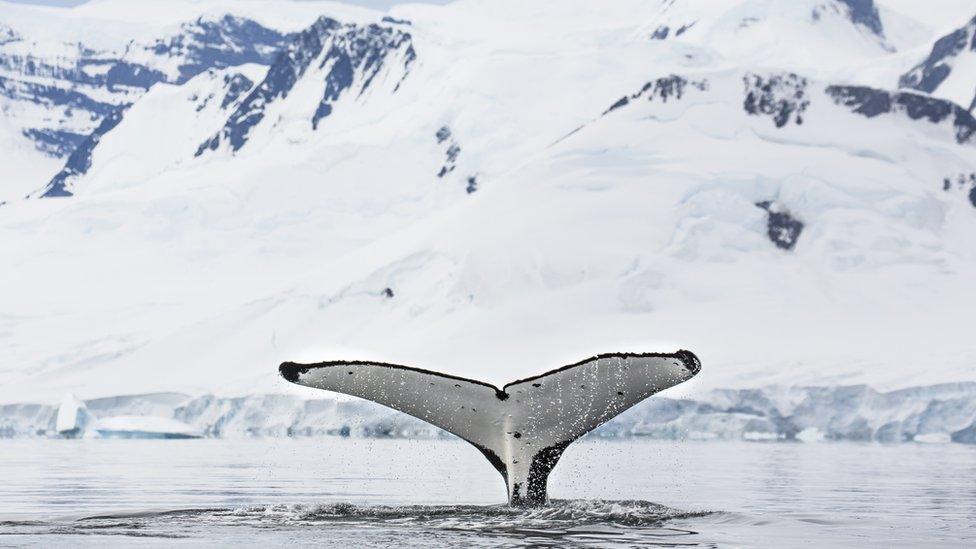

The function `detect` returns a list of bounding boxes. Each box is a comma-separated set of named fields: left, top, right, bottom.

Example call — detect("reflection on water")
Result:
left=1, top=439, right=974, bottom=547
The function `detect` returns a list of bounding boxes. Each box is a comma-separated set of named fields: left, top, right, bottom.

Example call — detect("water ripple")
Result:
left=4, top=500, right=713, bottom=546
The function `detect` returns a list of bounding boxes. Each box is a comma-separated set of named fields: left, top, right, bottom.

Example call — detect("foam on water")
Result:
left=4, top=501, right=714, bottom=547
left=229, top=499, right=711, bottom=528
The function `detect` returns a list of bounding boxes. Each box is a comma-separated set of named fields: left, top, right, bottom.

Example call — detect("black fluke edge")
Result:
left=279, top=361, right=308, bottom=383
left=675, top=349, right=701, bottom=375
left=278, top=350, right=701, bottom=394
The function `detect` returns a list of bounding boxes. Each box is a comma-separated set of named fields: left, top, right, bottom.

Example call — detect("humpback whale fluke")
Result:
left=279, top=350, right=701, bottom=505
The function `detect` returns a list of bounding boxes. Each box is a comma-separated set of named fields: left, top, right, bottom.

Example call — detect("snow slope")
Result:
left=0, top=0, right=975, bottom=406
left=0, top=3, right=298, bottom=201
left=900, top=14, right=976, bottom=111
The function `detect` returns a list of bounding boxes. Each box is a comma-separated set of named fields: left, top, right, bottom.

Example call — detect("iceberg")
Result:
left=55, top=394, right=94, bottom=438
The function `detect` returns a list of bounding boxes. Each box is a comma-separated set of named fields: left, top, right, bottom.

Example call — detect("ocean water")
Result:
left=1, top=438, right=974, bottom=547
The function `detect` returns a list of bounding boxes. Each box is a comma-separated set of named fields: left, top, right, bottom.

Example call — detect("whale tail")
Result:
left=279, top=350, right=701, bottom=505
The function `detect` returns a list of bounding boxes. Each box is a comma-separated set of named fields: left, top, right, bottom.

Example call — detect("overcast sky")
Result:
left=3, top=0, right=452, bottom=8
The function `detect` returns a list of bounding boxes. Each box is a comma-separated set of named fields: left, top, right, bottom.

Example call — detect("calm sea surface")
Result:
left=1, top=438, right=974, bottom=547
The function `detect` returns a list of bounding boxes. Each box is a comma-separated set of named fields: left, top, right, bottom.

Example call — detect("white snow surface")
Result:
left=0, top=117, right=62, bottom=201
left=94, top=415, right=201, bottom=437
left=1, top=0, right=975, bottom=404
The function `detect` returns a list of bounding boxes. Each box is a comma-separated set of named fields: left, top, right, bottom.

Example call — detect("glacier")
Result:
left=3, top=383, right=976, bottom=444
left=0, top=0, right=975, bottom=436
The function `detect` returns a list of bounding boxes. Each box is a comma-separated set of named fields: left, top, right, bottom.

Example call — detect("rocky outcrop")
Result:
left=826, top=85, right=976, bottom=144
left=197, top=18, right=415, bottom=155
left=756, top=200, right=804, bottom=250
left=604, top=74, right=707, bottom=114
left=899, top=15, right=976, bottom=110
left=743, top=72, right=809, bottom=127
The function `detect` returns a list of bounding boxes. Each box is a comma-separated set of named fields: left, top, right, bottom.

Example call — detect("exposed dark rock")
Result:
left=104, top=62, right=168, bottom=92
left=826, top=85, right=976, bottom=144
left=824, top=85, right=891, bottom=117
left=897, top=92, right=954, bottom=123
left=312, top=23, right=414, bottom=129
left=196, top=16, right=341, bottom=155
left=220, top=72, right=255, bottom=109
left=192, top=70, right=256, bottom=112
left=0, top=74, right=117, bottom=117
left=2, top=15, right=287, bottom=161
left=942, top=172, right=976, bottom=208
left=37, top=106, right=127, bottom=198
left=604, top=74, right=707, bottom=115
left=743, top=73, right=809, bottom=127
left=899, top=15, right=975, bottom=108
left=436, top=126, right=461, bottom=178
left=756, top=200, right=804, bottom=250
left=0, top=55, right=167, bottom=94
left=435, top=126, right=452, bottom=143
left=150, top=15, right=288, bottom=84
left=197, top=18, right=415, bottom=155
left=605, top=95, right=630, bottom=112
left=466, top=175, right=478, bottom=194
left=381, top=16, right=412, bottom=26
left=20, top=128, right=87, bottom=157
left=837, top=0, right=884, bottom=36
left=650, top=26, right=669, bottom=40
left=438, top=144, right=460, bottom=177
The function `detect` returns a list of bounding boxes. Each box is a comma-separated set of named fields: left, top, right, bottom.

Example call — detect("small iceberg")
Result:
left=95, top=415, right=202, bottom=439
left=56, top=393, right=94, bottom=438
left=795, top=427, right=825, bottom=442
left=913, top=433, right=951, bottom=444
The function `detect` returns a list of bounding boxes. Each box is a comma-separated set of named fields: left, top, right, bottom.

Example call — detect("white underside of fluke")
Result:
left=280, top=350, right=701, bottom=505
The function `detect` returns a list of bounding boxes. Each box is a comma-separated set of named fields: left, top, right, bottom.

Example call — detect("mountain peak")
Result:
left=899, top=14, right=976, bottom=111
left=196, top=17, right=414, bottom=155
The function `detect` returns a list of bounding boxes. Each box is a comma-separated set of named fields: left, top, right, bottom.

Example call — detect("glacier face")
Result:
left=4, top=383, right=976, bottom=444
left=0, top=0, right=974, bottom=416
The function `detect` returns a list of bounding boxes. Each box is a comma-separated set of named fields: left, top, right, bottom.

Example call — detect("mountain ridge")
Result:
left=0, top=0, right=975, bottom=404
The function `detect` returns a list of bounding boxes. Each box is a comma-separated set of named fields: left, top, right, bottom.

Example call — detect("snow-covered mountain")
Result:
left=0, top=10, right=296, bottom=199
left=1, top=0, right=975, bottom=422
left=900, top=14, right=976, bottom=111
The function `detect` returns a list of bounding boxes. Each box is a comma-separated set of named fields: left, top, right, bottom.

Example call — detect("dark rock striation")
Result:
left=899, top=15, right=976, bottom=111
left=1, top=15, right=288, bottom=161
left=826, top=85, right=976, bottom=144
left=197, top=17, right=415, bottom=155
left=35, top=106, right=127, bottom=198
left=837, top=0, right=884, bottom=36
left=604, top=74, right=707, bottom=114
